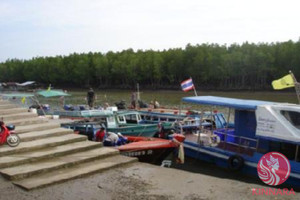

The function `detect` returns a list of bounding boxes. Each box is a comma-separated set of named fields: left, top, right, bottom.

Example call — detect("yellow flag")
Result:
left=21, top=97, right=26, bottom=104
left=272, top=74, right=295, bottom=90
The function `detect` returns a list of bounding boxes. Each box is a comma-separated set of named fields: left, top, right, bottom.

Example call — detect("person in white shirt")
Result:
left=103, top=132, right=119, bottom=146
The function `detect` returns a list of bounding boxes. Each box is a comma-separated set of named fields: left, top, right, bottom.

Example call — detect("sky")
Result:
left=0, top=0, right=300, bottom=62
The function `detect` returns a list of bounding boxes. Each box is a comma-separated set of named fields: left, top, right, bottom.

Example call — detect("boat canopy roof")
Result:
left=117, top=110, right=140, bottom=115
left=1, top=93, right=35, bottom=98
left=182, top=96, right=276, bottom=110
left=37, top=90, right=70, bottom=98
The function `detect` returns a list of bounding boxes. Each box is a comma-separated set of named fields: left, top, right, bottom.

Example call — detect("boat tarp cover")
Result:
left=16, top=81, right=35, bottom=86
left=37, top=90, right=70, bottom=98
left=182, top=96, right=275, bottom=110
left=1, top=93, right=35, bottom=98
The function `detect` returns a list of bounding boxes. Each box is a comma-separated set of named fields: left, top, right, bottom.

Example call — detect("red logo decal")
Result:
left=257, top=152, right=291, bottom=186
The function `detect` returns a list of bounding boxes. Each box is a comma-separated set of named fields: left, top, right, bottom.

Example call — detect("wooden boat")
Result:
left=118, top=134, right=185, bottom=164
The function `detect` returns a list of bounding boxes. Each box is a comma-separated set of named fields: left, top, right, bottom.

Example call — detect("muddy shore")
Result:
left=0, top=158, right=299, bottom=200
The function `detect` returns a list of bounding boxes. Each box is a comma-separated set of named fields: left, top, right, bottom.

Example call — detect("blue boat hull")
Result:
left=183, top=141, right=300, bottom=188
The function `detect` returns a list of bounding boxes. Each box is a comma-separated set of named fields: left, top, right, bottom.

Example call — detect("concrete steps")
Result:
left=6, top=117, right=48, bottom=126
left=13, top=155, right=137, bottom=190
left=1, top=112, right=38, bottom=121
left=0, top=107, right=28, bottom=115
left=0, top=141, right=103, bottom=168
left=0, top=147, right=119, bottom=180
left=0, top=100, right=137, bottom=190
left=19, top=127, right=73, bottom=142
left=0, top=103, right=19, bottom=110
left=15, top=122, right=60, bottom=134
left=0, top=134, right=87, bottom=156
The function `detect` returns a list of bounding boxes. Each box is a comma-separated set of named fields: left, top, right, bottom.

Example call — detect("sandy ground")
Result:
left=0, top=158, right=299, bottom=200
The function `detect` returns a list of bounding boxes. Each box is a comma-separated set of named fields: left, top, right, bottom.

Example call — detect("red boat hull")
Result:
left=118, top=134, right=184, bottom=164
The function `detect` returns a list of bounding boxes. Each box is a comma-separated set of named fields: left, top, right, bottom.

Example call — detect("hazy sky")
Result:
left=0, top=0, right=299, bottom=62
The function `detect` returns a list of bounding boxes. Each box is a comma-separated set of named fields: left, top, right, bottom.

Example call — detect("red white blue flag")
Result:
left=181, top=78, right=194, bottom=92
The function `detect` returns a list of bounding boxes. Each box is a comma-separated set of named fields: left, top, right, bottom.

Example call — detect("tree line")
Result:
left=1, top=40, right=300, bottom=90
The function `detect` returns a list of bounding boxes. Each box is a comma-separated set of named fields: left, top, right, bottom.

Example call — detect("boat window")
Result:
left=217, top=114, right=227, bottom=127
left=297, top=146, right=300, bottom=162
left=160, top=118, right=167, bottom=121
left=280, top=110, right=300, bottom=129
left=107, top=116, right=115, bottom=123
left=125, top=114, right=138, bottom=123
left=118, top=116, right=126, bottom=123
left=93, top=125, right=101, bottom=129
left=137, top=114, right=141, bottom=121
left=168, top=118, right=176, bottom=122
left=145, top=116, right=151, bottom=120
left=153, top=116, right=159, bottom=121
left=269, top=140, right=296, bottom=160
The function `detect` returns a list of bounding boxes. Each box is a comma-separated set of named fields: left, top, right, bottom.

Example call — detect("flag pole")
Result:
left=193, top=85, right=198, bottom=96
left=289, top=70, right=300, bottom=104
left=191, top=77, right=198, bottom=96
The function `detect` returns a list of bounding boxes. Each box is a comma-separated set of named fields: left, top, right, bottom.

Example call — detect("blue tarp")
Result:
left=182, top=96, right=276, bottom=110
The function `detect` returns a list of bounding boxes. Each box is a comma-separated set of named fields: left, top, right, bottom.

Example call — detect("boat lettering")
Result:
left=123, top=150, right=153, bottom=157
left=257, top=117, right=276, bottom=133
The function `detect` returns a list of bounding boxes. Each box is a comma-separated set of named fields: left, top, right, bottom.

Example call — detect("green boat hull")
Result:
left=107, top=123, right=159, bottom=137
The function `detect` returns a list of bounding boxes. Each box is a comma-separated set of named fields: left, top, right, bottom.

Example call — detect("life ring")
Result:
left=210, top=135, right=220, bottom=147
left=227, top=155, right=244, bottom=171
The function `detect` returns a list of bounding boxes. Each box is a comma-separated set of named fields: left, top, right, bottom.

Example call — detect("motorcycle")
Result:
left=0, top=121, right=21, bottom=147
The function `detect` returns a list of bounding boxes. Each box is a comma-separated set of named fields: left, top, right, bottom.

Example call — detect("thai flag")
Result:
left=181, top=78, right=194, bottom=92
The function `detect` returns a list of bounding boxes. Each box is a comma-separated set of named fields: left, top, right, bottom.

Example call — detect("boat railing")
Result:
left=214, top=130, right=258, bottom=152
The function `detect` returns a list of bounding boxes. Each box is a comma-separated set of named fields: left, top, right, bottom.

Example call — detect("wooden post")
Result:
left=289, top=70, right=300, bottom=104
left=136, top=83, right=140, bottom=101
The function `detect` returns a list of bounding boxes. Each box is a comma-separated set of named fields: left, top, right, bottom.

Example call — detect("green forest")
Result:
left=1, top=40, right=300, bottom=90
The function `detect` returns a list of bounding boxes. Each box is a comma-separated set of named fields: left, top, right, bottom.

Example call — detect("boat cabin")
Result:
left=182, top=96, right=300, bottom=162
left=116, top=111, right=143, bottom=124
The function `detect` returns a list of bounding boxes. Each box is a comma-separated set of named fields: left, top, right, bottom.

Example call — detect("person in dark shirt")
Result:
left=87, top=88, right=95, bottom=109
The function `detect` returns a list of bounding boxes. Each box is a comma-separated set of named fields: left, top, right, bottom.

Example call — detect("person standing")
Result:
left=87, top=88, right=95, bottom=109
left=131, top=92, right=136, bottom=109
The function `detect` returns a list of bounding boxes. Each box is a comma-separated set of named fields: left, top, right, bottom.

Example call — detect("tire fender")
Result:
left=227, top=155, right=244, bottom=171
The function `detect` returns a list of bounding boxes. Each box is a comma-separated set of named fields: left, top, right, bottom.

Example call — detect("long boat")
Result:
left=61, top=110, right=164, bottom=139
left=179, top=95, right=300, bottom=188
left=137, top=107, right=231, bottom=131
